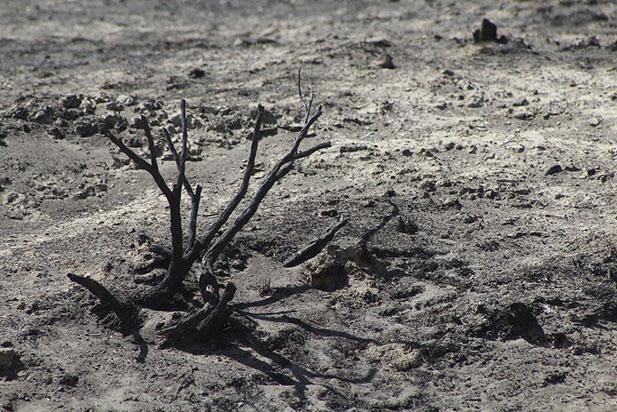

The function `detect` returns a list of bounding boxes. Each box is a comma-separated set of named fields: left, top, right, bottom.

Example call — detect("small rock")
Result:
left=304, top=250, right=346, bottom=291
left=80, top=99, right=96, bottom=115
left=375, top=54, right=395, bottom=69
left=75, top=119, right=99, bottom=137
left=544, top=164, right=563, bottom=176
left=100, top=114, right=128, bottom=133
left=60, top=109, right=81, bottom=121
left=443, top=142, right=456, bottom=150
left=11, top=107, right=29, bottom=120
left=396, top=217, right=418, bottom=234
left=588, top=117, right=602, bottom=127
left=467, top=97, right=485, bottom=108
left=0, top=348, right=20, bottom=374
left=189, top=67, right=206, bottom=79
left=383, top=189, right=397, bottom=197
left=514, top=111, right=534, bottom=120
left=125, top=136, right=143, bottom=148
left=48, top=127, right=64, bottom=140
left=61, top=94, right=82, bottom=109
left=105, top=100, right=124, bottom=112
left=513, top=98, right=529, bottom=107
left=94, top=93, right=113, bottom=103
left=473, top=18, right=508, bottom=44
left=435, top=102, right=447, bottom=110
left=73, top=186, right=96, bottom=200
left=117, top=94, right=135, bottom=106
left=402, top=148, right=412, bottom=157
left=59, top=373, right=79, bottom=387
left=420, top=180, right=436, bottom=193
left=31, top=107, right=54, bottom=124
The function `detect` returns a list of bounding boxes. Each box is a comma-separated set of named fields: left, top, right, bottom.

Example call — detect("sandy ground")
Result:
left=2, top=0, right=617, bottom=410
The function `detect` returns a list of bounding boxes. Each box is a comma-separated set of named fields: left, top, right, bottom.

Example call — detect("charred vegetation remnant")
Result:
left=67, top=72, right=343, bottom=351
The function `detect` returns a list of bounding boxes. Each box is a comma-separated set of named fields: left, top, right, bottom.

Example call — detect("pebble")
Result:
left=59, top=373, right=78, bottom=387
left=473, top=18, right=508, bottom=44
left=514, top=111, right=534, bottom=120
left=512, top=98, right=529, bottom=107
left=105, top=100, right=124, bottom=112
left=376, top=54, right=395, bottom=69
left=396, top=217, right=418, bottom=234
left=117, top=94, right=135, bottom=106
left=30, top=107, right=54, bottom=124
left=75, top=119, right=99, bottom=137
left=544, top=164, right=563, bottom=176
left=189, top=68, right=205, bottom=79
left=0, top=348, right=20, bottom=373
left=49, top=127, right=64, bottom=140
left=73, top=186, right=96, bottom=199
left=11, top=106, right=29, bottom=120
left=61, top=94, right=82, bottom=109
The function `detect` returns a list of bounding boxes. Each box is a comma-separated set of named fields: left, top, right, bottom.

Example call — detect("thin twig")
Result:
left=297, top=68, right=314, bottom=123
left=142, top=116, right=160, bottom=174
left=187, top=185, right=203, bottom=249
left=203, top=106, right=324, bottom=264
left=162, top=128, right=194, bottom=198
left=187, top=105, right=265, bottom=261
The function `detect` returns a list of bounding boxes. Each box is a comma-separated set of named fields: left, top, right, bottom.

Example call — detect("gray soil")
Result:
left=2, top=0, right=617, bottom=411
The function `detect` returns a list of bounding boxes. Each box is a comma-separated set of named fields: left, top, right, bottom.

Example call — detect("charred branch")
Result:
left=69, top=72, right=344, bottom=351
left=67, top=273, right=137, bottom=332
left=284, top=216, right=348, bottom=268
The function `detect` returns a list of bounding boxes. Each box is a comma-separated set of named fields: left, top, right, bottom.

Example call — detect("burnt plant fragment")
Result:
left=68, top=72, right=343, bottom=351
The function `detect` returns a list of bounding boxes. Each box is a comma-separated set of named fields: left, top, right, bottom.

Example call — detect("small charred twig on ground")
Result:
left=284, top=217, right=348, bottom=268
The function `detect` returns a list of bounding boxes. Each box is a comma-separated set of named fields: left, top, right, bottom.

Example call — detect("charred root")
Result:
left=157, top=283, right=236, bottom=348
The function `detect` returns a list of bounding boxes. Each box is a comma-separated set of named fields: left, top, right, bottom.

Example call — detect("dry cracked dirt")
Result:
left=2, top=0, right=617, bottom=411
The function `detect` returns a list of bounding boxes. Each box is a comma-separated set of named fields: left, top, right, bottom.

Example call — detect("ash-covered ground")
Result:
left=2, top=1, right=617, bottom=410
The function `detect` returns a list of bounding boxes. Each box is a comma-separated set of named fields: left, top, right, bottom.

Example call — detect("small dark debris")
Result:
left=544, top=164, right=563, bottom=176
left=376, top=54, right=395, bottom=69
left=189, top=68, right=206, bottom=79
left=512, top=98, right=528, bottom=107
left=59, top=373, right=79, bottom=387
left=320, top=209, right=338, bottom=217
left=75, top=119, right=99, bottom=137
left=397, top=217, right=418, bottom=235
left=473, top=18, right=508, bottom=44
left=544, top=371, right=567, bottom=386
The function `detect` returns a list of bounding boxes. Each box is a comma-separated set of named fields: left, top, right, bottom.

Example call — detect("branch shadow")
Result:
left=177, top=307, right=384, bottom=406
left=225, top=330, right=378, bottom=406
left=361, top=199, right=399, bottom=243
